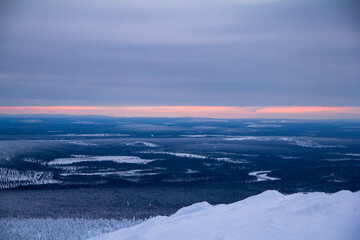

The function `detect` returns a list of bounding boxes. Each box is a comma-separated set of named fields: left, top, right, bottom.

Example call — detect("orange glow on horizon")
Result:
left=0, top=106, right=359, bottom=119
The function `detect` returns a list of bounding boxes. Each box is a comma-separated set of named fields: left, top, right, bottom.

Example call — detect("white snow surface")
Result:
left=59, top=169, right=158, bottom=177
left=67, top=141, right=98, bottom=146
left=215, top=157, right=247, bottom=164
left=249, top=171, right=280, bottom=181
left=58, top=134, right=130, bottom=137
left=48, top=155, right=155, bottom=165
left=224, top=136, right=345, bottom=148
left=141, top=151, right=207, bottom=159
left=89, top=190, right=360, bottom=240
left=126, top=141, right=158, bottom=147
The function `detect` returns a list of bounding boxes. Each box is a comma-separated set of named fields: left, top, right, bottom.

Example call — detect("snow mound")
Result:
left=89, top=190, right=360, bottom=240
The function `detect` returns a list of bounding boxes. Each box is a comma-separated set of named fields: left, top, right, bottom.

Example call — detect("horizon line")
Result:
left=0, top=106, right=360, bottom=119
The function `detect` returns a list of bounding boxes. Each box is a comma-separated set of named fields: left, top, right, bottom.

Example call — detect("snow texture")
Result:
left=90, top=190, right=360, bottom=240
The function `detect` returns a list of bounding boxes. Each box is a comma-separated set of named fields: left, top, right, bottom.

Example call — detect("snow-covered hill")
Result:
left=89, top=190, right=360, bottom=240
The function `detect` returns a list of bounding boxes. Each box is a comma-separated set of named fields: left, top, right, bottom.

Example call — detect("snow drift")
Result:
left=89, top=190, right=360, bottom=240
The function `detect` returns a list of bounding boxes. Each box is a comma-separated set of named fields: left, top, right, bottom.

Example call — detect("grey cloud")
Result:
left=0, top=0, right=359, bottom=106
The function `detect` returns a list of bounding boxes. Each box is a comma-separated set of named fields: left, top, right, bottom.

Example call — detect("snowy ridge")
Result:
left=90, top=190, right=360, bottom=240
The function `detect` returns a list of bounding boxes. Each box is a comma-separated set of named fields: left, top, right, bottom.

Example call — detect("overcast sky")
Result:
left=0, top=0, right=359, bottom=107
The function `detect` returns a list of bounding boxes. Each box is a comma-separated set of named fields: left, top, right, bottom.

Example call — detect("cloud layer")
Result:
left=0, top=0, right=359, bottom=106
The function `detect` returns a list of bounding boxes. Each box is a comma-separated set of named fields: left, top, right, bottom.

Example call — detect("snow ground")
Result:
left=126, top=142, right=158, bottom=147
left=248, top=171, right=280, bottom=181
left=141, top=151, right=207, bottom=159
left=215, top=157, right=247, bottom=164
left=48, top=156, right=155, bottom=165
left=224, top=136, right=344, bottom=148
left=90, top=190, right=360, bottom=240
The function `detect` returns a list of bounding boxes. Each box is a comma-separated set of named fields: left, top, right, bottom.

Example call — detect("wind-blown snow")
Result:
left=89, top=190, right=360, bottom=240
left=48, top=155, right=155, bottom=165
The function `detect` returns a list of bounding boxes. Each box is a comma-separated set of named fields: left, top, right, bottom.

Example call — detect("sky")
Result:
left=0, top=0, right=359, bottom=118
left=1, top=106, right=360, bottom=119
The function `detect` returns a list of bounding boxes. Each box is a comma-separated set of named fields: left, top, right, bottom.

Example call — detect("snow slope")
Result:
left=90, top=190, right=360, bottom=240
